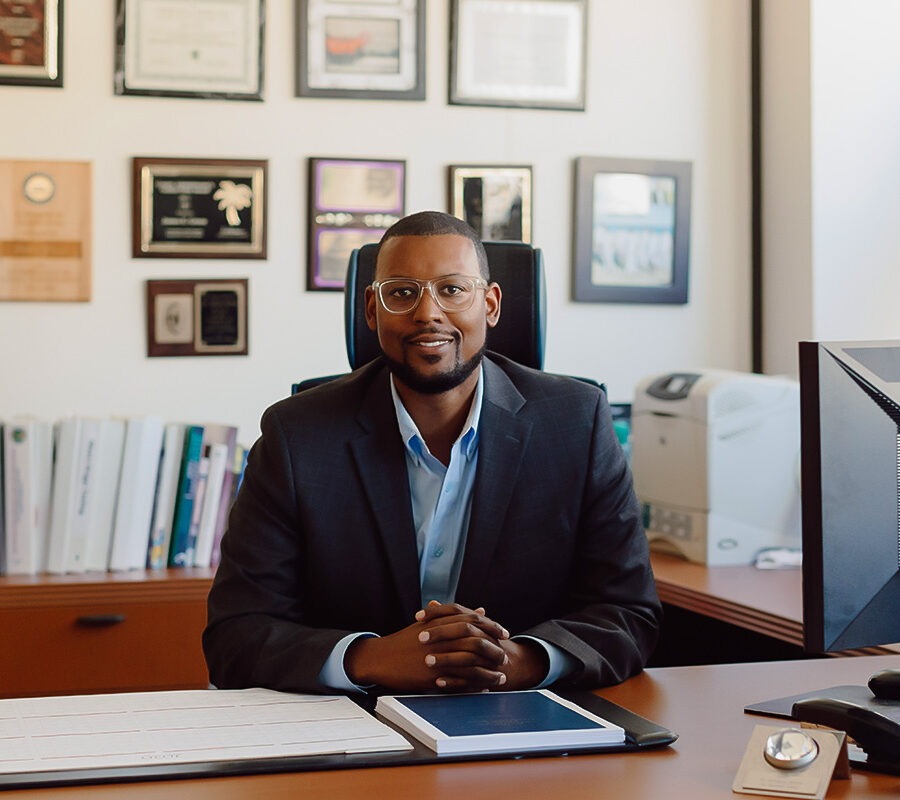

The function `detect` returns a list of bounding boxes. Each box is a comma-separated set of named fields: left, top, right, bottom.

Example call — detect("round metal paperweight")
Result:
left=763, top=728, right=819, bottom=770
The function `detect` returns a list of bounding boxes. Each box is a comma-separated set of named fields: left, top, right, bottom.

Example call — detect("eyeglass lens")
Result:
left=380, top=277, right=479, bottom=313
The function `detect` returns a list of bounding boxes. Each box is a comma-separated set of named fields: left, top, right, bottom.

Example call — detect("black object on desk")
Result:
left=745, top=684, right=900, bottom=775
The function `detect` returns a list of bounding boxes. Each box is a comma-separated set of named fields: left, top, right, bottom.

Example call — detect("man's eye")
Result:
left=388, top=286, right=417, bottom=299
left=439, top=283, right=468, bottom=296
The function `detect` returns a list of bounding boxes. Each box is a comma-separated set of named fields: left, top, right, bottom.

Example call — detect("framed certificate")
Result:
left=296, top=0, right=425, bottom=100
left=573, top=156, right=692, bottom=304
left=449, top=0, right=587, bottom=110
left=132, top=157, right=267, bottom=259
left=449, top=164, right=533, bottom=244
left=146, top=278, right=248, bottom=357
left=114, top=0, right=264, bottom=100
left=307, top=157, right=405, bottom=291
left=0, top=0, right=63, bottom=87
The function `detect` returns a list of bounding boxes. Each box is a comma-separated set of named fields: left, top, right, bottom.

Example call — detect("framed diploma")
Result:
left=307, top=157, right=405, bottom=291
left=0, top=159, right=91, bottom=302
left=0, top=0, right=63, bottom=87
left=114, top=0, right=264, bottom=101
left=296, top=0, right=425, bottom=100
left=145, top=278, right=249, bottom=357
left=449, top=164, right=533, bottom=244
left=449, top=0, right=587, bottom=110
left=132, top=157, right=267, bottom=259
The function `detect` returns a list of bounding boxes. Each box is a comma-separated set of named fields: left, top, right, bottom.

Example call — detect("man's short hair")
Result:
left=376, top=211, right=490, bottom=281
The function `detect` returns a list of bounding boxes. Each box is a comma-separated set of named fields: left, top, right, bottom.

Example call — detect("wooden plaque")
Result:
left=0, top=160, right=91, bottom=302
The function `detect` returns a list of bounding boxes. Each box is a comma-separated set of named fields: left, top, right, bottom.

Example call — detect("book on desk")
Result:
left=376, top=690, right=625, bottom=755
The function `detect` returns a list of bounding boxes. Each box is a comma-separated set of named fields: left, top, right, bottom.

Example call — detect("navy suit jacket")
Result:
left=203, top=353, right=661, bottom=693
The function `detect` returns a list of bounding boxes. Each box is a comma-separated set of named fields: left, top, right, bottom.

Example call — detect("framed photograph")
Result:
left=296, top=0, right=425, bottom=100
left=573, top=157, right=692, bottom=304
left=307, top=157, right=405, bottom=291
left=114, top=0, right=264, bottom=101
left=146, top=278, right=248, bottom=357
left=449, top=0, right=586, bottom=110
left=0, top=0, right=63, bottom=87
left=0, top=159, right=91, bottom=301
left=132, top=157, right=267, bottom=259
left=449, top=165, right=532, bottom=243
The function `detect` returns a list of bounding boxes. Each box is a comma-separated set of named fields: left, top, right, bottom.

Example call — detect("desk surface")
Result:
left=6, top=655, right=899, bottom=799
left=650, top=552, right=900, bottom=656
left=650, top=551, right=804, bottom=645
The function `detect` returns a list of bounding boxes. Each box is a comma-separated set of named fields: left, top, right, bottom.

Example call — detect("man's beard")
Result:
left=385, top=343, right=485, bottom=395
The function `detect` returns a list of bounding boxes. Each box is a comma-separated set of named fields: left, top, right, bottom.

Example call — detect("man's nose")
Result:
left=413, top=284, right=444, bottom=319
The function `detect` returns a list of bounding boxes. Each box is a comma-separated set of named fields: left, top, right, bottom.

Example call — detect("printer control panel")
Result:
left=645, top=373, right=702, bottom=401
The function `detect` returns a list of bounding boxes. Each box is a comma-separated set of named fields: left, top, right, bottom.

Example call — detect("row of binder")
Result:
left=0, top=417, right=247, bottom=576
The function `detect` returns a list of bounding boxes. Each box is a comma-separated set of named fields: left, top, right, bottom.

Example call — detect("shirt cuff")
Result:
left=317, top=632, right=378, bottom=692
left=512, top=635, right=578, bottom=688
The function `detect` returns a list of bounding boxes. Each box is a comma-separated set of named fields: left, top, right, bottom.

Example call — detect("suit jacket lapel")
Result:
left=349, top=364, right=421, bottom=618
left=456, top=358, right=532, bottom=603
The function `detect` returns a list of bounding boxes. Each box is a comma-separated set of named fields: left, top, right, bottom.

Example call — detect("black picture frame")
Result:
left=307, top=157, right=405, bottom=291
left=114, top=0, right=265, bottom=101
left=448, top=164, right=533, bottom=244
left=573, top=157, right=692, bottom=304
left=296, top=0, right=425, bottom=101
left=449, top=0, right=586, bottom=110
left=0, top=0, right=63, bottom=88
left=132, top=157, right=268, bottom=260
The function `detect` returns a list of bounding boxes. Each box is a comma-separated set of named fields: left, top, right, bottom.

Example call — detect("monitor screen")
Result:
left=799, top=340, right=900, bottom=653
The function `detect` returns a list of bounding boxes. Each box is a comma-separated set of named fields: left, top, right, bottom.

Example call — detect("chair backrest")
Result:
left=344, top=241, right=547, bottom=370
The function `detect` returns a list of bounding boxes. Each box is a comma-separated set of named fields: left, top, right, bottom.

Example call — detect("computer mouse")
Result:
left=868, top=669, right=900, bottom=700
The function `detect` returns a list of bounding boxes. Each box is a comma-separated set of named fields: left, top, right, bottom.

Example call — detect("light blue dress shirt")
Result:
left=319, top=368, right=574, bottom=691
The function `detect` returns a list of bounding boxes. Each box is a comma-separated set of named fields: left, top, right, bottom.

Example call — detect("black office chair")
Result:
left=293, top=241, right=555, bottom=394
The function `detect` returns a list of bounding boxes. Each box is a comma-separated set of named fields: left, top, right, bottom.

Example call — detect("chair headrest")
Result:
left=345, top=241, right=547, bottom=371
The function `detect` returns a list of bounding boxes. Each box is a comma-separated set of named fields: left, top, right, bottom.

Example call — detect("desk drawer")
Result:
left=0, top=598, right=209, bottom=698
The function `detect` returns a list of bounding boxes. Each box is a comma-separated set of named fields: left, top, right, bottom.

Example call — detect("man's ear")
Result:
left=485, top=283, right=501, bottom=329
left=364, top=286, right=378, bottom=331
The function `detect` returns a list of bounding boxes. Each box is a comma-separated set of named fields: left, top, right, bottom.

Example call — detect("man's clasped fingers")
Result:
left=423, top=638, right=508, bottom=669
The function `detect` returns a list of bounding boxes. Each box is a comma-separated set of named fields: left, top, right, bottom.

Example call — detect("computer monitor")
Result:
left=799, top=340, right=900, bottom=653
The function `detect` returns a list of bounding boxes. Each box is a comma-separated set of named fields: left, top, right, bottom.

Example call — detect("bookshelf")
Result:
left=0, top=568, right=214, bottom=698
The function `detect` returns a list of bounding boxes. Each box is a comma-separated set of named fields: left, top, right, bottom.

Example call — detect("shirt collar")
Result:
left=390, top=366, right=484, bottom=466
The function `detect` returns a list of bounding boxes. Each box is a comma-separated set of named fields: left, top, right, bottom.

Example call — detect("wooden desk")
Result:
left=650, top=551, right=804, bottom=645
left=4, top=655, right=899, bottom=799
left=650, top=552, right=899, bottom=656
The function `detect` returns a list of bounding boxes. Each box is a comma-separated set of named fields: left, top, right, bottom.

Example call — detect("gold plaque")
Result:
left=0, top=159, right=92, bottom=302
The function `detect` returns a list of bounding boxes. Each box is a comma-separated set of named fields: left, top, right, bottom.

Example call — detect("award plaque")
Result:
left=146, top=278, right=248, bottom=357
left=0, top=159, right=91, bottom=302
left=133, top=157, right=267, bottom=259
left=0, top=0, right=63, bottom=87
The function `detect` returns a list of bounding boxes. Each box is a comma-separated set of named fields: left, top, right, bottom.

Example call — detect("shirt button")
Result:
left=433, top=547, right=444, bottom=558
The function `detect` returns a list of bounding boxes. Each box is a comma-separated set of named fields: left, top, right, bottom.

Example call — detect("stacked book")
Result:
left=0, top=417, right=248, bottom=576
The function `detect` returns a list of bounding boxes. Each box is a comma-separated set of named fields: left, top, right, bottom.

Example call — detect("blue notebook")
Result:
left=375, top=690, right=625, bottom=755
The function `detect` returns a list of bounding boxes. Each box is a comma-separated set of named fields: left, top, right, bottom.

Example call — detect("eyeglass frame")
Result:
left=370, top=274, right=490, bottom=315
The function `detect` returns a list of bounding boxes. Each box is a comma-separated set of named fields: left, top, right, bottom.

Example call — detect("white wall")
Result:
left=811, top=0, right=900, bottom=342
left=0, top=0, right=752, bottom=445
left=762, top=0, right=900, bottom=375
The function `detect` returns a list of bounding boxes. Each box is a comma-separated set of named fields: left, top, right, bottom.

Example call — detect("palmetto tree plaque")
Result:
left=132, top=157, right=267, bottom=259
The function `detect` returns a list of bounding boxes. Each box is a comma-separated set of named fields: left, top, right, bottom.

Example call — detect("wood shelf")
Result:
left=0, top=568, right=215, bottom=698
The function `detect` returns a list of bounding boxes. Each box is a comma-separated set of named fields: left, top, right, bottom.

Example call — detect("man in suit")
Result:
left=203, top=211, right=661, bottom=695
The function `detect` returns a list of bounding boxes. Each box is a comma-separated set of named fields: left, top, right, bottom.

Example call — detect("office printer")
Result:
left=630, top=370, right=801, bottom=565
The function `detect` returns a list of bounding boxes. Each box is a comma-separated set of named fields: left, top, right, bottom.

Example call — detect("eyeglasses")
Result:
left=372, top=275, right=488, bottom=314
